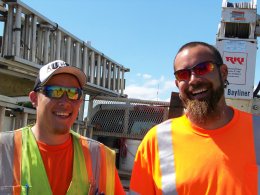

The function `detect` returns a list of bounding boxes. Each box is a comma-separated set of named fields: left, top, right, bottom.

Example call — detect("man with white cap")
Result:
left=0, top=60, right=125, bottom=195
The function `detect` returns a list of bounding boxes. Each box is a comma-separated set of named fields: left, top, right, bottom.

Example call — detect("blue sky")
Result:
left=14, top=0, right=260, bottom=101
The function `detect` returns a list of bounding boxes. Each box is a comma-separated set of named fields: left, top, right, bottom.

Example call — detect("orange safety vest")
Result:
left=129, top=108, right=260, bottom=195
left=0, top=126, right=116, bottom=195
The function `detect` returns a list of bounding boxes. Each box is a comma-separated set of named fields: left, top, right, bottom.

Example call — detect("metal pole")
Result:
left=117, top=66, right=120, bottom=92
left=97, top=55, right=101, bottom=85
left=90, top=51, right=95, bottom=83
left=102, top=59, right=107, bottom=87
left=55, top=30, right=61, bottom=60
left=21, top=112, right=28, bottom=127
left=43, top=27, right=50, bottom=64
left=65, top=36, right=71, bottom=64
left=82, top=46, right=88, bottom=77
left=108, top=61, right=112, bottom=89
left=0, top=106, right=5, bottom=132
left=24, top=15, right=30, bottom=60
left=75, top=42, right=80, bottom=68
left=14, top=5, right=21, bottom=57
left=31, top=15, right=37, bottom=62
left=6, top=5, right=13, bottom=56
left=121, top=69, right=125, bottom=95
left=113, top=64, right=116, bottom=91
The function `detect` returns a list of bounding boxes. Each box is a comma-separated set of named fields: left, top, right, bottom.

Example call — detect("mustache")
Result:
left=188, top=82, right=210, bottom=92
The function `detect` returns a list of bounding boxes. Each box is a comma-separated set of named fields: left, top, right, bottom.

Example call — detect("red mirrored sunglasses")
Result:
left=174, top=61, right=215, bottom=81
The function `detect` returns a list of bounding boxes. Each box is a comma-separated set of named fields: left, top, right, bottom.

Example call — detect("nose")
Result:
left=58, top=92, right=71, bottom=103
left=189, top=73, right=200, bottom=85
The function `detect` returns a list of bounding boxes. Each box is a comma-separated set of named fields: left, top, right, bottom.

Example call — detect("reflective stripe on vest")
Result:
left=0, top=127, right=116, bottom=195
left=0, top=131, right=15, bottom=187
left=67, top=132, right=89, bottom=195
left=87, top=139, right=101, bottom=189
left=157, top=119, right=178, bottom=195
left=83, top=137, right=115, bottom=195
left=156, top=115, right=260, bottom=195
left=0, top=130, right=22, bottom=194
left=104, top=144, right=115, bottom=194
left=253, top=115, right=260, bottom=195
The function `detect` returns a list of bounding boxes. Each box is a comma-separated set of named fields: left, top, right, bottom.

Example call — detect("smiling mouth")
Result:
left=191, top=88, right=208, bottom=99
left=54, top=112, right=71, bottom=118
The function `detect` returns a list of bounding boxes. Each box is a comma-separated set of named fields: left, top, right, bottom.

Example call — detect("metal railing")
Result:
left=0, top=0, right=130, bottom=97
left=0, top=0, right=130, bottom=132
left=85, top=96, right=170, bottom=140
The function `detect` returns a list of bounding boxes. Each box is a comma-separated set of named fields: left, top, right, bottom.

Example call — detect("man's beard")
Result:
left=183, top=82, right=224, bottom=125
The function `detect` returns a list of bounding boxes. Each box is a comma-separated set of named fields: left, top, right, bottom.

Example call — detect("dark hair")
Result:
left=174, top=41, right=223, bottom=70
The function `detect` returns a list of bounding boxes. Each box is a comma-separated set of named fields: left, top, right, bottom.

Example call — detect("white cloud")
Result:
left=125, top=74, right=179, bottom=102
left=163, top=80, right=177, bottom=92
left=125, top=85, right=157, bottom=100
left=144, top=79, right=159, bottom=87
left=143, top=74, right=152, bottom=79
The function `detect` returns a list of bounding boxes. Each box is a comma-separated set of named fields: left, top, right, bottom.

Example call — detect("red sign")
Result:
left=225, top=56, right=245, bottom=65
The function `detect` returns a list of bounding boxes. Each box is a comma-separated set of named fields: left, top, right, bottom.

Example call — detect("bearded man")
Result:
left=129, top=41, right=260, bottom=195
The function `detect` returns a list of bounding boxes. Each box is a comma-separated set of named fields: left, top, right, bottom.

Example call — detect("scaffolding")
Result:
left=0, top=0, right=130, bottom=132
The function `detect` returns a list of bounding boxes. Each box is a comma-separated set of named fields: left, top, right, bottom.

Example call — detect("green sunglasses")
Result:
left=37, top=85, right=83, bottom=100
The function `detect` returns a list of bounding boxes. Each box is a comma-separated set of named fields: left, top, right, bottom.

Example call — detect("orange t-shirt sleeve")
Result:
left=130, top=128, right=159, bottom=195
left=114, top=168, right=126, bottom=195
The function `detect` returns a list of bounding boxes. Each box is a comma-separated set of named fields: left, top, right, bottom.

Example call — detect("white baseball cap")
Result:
left=33, top=60, right=87, bottom=90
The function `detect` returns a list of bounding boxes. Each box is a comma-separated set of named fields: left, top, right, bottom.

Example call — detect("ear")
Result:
left=175, top=79, right=179, bottom=88
left=219, top=64, right=228, bottom=82
left=29, top=91, right=38, bottom=108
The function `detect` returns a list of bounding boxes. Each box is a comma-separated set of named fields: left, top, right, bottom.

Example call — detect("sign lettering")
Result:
left=225, top=56, right=244, bottom=65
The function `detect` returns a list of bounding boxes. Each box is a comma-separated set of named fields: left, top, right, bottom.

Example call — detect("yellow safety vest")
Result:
left=0, top=126, right=115, bottom=195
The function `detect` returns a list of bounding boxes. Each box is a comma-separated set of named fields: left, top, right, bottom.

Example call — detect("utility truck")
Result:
left=216, top=0, right=260, bottom=115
